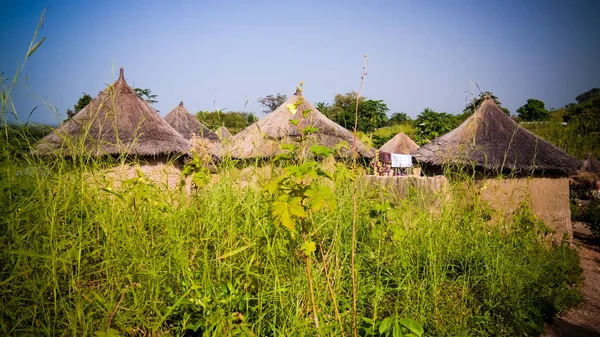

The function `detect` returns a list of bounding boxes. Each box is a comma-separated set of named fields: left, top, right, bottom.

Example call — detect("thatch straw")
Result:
left=211, top=91, right=374, bottom=159
left=35, top=68, right=190, bottom=157
left=379, top=132, right=419, bottom=154
left=216, top=126, right=232, bottom=140
left=165, top=102, right=218, bottom=141
left=413, top=97, right=581, bottom=175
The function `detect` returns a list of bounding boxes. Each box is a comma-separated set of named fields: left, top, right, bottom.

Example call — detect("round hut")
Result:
left=379, top=132, right=419, bottom=155
left=35, top=67, right=189, bottom=157
left=165, top=101, right=218, bottom=142
left=376, top=132, right=420, bottom=176
left=413, top=96, right=582, bottom=240
left=211, top=88, right=374, bottom=159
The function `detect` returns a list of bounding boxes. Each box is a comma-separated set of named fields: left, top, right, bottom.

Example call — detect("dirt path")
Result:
left=543, top=222, right=600, bottom=337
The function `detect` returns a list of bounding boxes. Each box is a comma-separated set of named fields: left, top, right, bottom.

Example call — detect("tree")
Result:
left=258, top=93, right=287, bottom=113
left=575, top=88, right=600, bottom=104
left=315, top=102, right=331, bottom=116
left=516, top=99, right=549, bottom=121
left=387, top=112, right=411, bottom=126
left=414, top=108, right=459, bottom=144
left=64, top=93, right=92, bottom=123
left=134, top=88, right=158, bottom=104
left=329, top=91, right=363, bottom=125
left=358, top=99, right=389, bottom=134
left=196, top=110, right=258, bottom=134
left=463, top=91, right=510, bottom=117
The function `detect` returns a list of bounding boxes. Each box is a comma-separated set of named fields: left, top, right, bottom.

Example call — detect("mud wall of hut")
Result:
left=476, top=176, right=572, bottom=240
left=361, top=175, right=572, bottom=241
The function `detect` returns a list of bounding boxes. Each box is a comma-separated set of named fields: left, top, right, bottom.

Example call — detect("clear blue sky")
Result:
left=2, top=0, right=599, bottom=126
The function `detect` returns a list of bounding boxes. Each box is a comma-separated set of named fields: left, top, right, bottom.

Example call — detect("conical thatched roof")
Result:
left=35, top=68, right=189, bottom=157
left=216, top=126, right=232, bottom=140
left=165, top=101, right=218, bottom=141
left=582, top=153, right=600, bottom=173
left=211, top=89, right=374, bottom=159
left=413, top=97, right=581, bottom=175
left=379, top=132, right=419, bottom=154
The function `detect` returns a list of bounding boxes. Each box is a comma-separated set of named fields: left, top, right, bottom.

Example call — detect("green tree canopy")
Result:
left=325, top=92, right=389, bottom=134
left=387, top=112, right=411, bottom=126
left=134, top=88, right=158, bottom=105
left=516, top=99, right=549, bottom=121
left=314, top=102, right=331, bottom=116
left=64, top=93, right=92, bottom=123
left=196, top=110, right=258, bottom=134
left=414, top=108, right=460, bottom=145
left=258, top=93, right=287, bottom=113
left=575, top=88, right=600, bottom=104
left=463, top=91, right=510, bottom=117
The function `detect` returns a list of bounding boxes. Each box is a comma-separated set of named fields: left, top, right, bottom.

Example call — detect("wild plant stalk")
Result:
left=351, top=54, right=368, bottom=337
left=319, top=242, right=345, bottom=337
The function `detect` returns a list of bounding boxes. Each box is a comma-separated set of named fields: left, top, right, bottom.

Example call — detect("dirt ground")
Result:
left=543, top=222, right=600, bottom=337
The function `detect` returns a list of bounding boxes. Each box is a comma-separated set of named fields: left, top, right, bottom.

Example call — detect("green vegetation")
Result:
left=517, top=99, right=549, bottom=121
left=463, top=92, right=510, bottom=117
left=522, top=88, right=600, bottom=158
left=65, top=93, right=93, bottom=123
left=134, top=88, right=158, bottom=105
left=0, top=148, right=582, bottom=336
left=258, top=93, right=287, bottom=113
left=195, top=110, right=258, bottom=134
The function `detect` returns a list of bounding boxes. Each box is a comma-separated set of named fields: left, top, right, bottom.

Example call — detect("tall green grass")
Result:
left=0, top=151, right=582, bottom=336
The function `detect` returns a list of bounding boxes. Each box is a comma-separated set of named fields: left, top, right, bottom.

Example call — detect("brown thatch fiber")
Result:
left=165, top=102, right=218, bottom=141
left=413, top=97, right=581, bottom=175
left=582, top=152, right=600, bottom=174
left=35, top=68, right=190, bottom=157
left=379, top=132, right=419, bottom=154
left=216, top=126, right=232, bottom=140
left=211, top=90, right=374, bottom=159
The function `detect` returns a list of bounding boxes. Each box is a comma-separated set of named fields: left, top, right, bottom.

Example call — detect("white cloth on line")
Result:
left=391, top=154, right=412, bottom=168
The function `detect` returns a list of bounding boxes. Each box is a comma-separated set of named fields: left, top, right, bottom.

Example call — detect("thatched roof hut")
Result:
left=216, top=126, right=232, bottom=140
left=211, top=89, right=374, bottom=159
left=413, top=96, right=581, bottom=175
left=35, top=68, right=189, bottom=157
left=165, top=101, right=218, bottom=141
left=379, top=132, right=419, bottom=154
left=582, top=152, right=600, bottom=174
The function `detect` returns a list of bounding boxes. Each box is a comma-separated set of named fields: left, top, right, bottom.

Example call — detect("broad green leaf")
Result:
left=301, top=240, right=316, bottom=256
left=305, top=185, right=337, bottom=212
left=287, top=103, right=297, bottom=115
left=361, top=317, right=375, bottom=324
left=310, top=145, right=334, bottom=157
left=288, top=119, right=299, bottom=126
left=399, top=318, right=424, bottom=336
left=302, top=125, right=319, bottom=135
left=271, top=195, right=305, bottom=231
left=379, top=317, right=394, bottom=334
left=281, top=143, right=297, bottom=151
left=302, top=108, right=312, bottom=117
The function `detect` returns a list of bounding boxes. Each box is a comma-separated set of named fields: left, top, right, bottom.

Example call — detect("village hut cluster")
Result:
left=36, top=68, right=593, bottom=240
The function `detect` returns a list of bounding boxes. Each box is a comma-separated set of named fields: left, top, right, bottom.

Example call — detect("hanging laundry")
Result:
left=391, top=154, right=412, bottom=168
